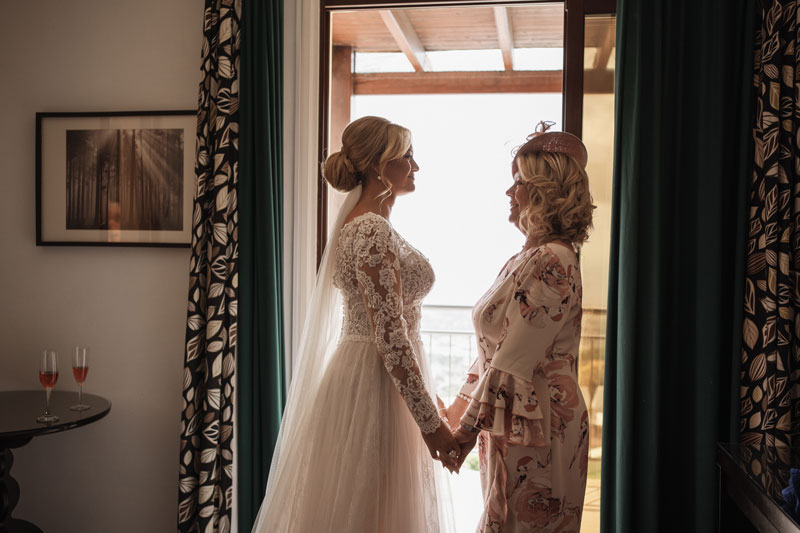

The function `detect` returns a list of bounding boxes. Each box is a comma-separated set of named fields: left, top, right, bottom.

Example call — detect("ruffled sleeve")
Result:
left=353, top=215, right=441, bottom=435
left=457, top=357, right=481, bottom=400
left=462, top=366, right=546, bottom=446
left=459, top=246, right=577, bottom=444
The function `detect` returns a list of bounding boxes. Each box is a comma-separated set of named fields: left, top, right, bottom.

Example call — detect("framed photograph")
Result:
left=36, top=111, right=196, bottom=247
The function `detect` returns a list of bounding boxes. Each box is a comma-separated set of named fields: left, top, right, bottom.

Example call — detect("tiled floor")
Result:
left=580, top=478, right=602, bottom=533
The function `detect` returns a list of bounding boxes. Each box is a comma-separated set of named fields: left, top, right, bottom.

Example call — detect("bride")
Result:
left=252, top=116, right=459, bottom=532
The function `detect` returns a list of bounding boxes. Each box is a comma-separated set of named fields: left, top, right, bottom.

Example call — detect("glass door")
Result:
left=564, top=2, right=616, bottom=530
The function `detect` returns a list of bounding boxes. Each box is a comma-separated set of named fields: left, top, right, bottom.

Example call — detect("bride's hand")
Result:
left=452, top=426, right=479, bottom=469
left=422, top=420, right=461, bottom=473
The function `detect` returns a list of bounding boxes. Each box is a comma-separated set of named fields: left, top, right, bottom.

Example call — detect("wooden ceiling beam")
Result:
left=493, top=6, right=514, bottom=71
left=585, top=68, right=614, bottom=93
left=378, top=10, right=432, bottom=72
left=592, top=22, right=615, bottom=70
left=354, top=70, right=562, bottom=94
left=353, top=69, right=615, bottom=95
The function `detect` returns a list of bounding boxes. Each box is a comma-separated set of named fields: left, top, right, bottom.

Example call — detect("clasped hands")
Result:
left=422, top=396, right=479, bottom=474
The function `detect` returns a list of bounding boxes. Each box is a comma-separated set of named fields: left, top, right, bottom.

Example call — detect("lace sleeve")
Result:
left=353, top=218, right=441, bottom=435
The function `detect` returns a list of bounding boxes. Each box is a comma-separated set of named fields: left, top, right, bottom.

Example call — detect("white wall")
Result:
left=0, top=1, right=201, bottom=531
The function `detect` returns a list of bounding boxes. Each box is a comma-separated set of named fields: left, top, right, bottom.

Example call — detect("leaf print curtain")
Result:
left=740, top=1, right=800, bottom=459
left=178, top=1, right=240, bottom=531
left=600, top=1, right=754, bottom=531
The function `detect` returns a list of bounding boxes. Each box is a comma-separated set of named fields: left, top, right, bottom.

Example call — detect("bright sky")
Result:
left=354, top=48, right=564, bottom=73
left=350, top=93, right=563, bottom=306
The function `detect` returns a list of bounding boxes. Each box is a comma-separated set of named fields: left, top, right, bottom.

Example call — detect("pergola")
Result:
left=327, top=4, right=615, bottom=148
left=318, top=2, right=616, bottom=261
left=331, top=5, right=615, bottom=94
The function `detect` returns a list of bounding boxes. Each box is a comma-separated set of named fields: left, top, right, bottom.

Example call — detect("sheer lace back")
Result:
left=333, top=212, right=440, bottom=433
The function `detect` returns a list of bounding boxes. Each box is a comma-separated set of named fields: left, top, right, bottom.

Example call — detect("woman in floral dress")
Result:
left=445, top=123, right=595, bottom=532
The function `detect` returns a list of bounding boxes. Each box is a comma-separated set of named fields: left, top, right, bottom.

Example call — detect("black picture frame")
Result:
left=36, top=110, right=196, bottom=247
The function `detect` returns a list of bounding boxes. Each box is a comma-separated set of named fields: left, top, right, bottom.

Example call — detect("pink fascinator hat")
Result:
left=516, top=121, right=588, bottom=169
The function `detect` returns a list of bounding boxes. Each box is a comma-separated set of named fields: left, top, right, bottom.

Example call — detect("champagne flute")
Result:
left=70, top=346, right=90, bottom=411
left=36, top=350, right=59, bottom=423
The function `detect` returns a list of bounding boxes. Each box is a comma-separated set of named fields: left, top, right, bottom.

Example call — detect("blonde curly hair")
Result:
left=513, top=150, right=595, bottom=247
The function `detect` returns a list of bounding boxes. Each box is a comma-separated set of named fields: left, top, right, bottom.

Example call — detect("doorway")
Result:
left=320, top=2, right=615, bottom=530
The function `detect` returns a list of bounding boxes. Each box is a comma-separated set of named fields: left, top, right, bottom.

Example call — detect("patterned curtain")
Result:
left=740, top=0, right=800, bottom=461
left=178, top=1, right=240, bottom=531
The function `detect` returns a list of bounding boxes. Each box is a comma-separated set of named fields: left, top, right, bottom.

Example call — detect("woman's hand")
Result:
left=446, top=396, right=469, bottom=427
left=422, top=420, right=462, bottom=473
left=452, top=426, right=479, bottom=469
left=436, top=395, right=451, bottom=429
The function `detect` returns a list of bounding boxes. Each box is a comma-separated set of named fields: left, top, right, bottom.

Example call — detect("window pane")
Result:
left=354, top=52, right=415, bottom=73
left=579, top=12, right=616, bottom=533
left=514, top=47, right=563, bottom=70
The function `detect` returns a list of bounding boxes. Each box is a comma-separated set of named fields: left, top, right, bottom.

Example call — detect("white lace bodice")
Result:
left=333, top=212, right=440, bottom=434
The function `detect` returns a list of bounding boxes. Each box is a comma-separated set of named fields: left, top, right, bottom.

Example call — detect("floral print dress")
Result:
left=459, top=243, right=588, bottom=532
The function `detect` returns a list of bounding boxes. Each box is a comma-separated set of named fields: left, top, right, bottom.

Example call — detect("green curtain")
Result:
left=601, top=1, right=754, bottom=531
left=238, top=0, right=285, bottom=531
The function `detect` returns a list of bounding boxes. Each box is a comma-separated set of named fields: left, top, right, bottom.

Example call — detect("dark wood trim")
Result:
left=318, top=8, right=332, bottom=268
left=330, top=46, right=353, bottom=153
left=716, top=445, right=798, bottom=533
left=563, top=0, right=584, bottom=137
left=354, top=70, right=562, bottom=94
left=584, top=0, right=616, bottom=14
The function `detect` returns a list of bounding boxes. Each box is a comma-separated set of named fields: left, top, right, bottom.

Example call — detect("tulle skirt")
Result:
left=252, top=337, right=453, bottom=533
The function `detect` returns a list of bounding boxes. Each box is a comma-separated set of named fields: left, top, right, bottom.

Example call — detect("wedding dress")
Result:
left=252, top=187, right=453, bottom=533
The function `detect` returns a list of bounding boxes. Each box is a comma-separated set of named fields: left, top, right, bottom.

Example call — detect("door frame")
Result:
left=316, top=0, right=616, bottom=264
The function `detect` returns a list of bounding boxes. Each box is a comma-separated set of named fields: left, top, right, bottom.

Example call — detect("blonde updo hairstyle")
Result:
left=322, top=116, right=412, bottom=197
left=513, top=150, right=595, bottom=247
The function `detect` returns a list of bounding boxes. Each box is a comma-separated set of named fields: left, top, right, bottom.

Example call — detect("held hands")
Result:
left=452, top=425, right=479, bottom=470
left=422, top=420, right=462, bottom=473
left=431, top=395, right=480, bottom=473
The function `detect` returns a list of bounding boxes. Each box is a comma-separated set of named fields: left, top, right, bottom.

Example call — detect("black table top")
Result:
left=718, top=442, right=800, bottom=529
left=0, top=390, right=111, bottom=446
